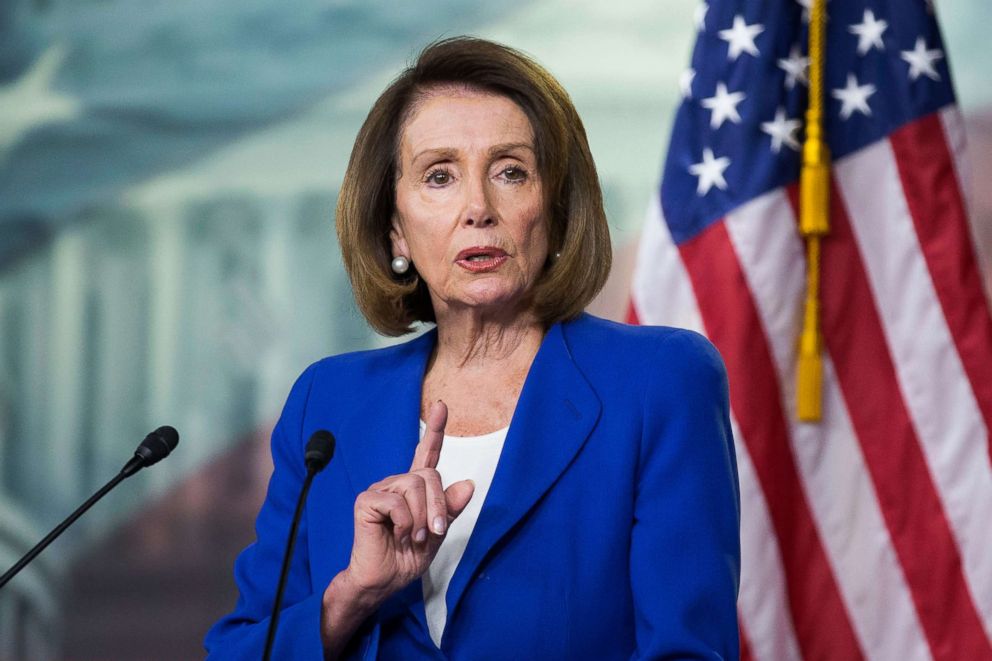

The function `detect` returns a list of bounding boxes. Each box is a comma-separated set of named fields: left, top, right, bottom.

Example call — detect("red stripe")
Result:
left=889, top=114, right=992, bottom=465
left=787, top=183, right=992, bottom=659
left=679, top=221, right=864, bottom=661
left=739, top=620, right=754, bottom=661
left=626, top=299, right=640, bottom=325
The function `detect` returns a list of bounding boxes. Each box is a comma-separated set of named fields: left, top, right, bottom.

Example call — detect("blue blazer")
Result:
left=205, top=314, right=741, bottom=659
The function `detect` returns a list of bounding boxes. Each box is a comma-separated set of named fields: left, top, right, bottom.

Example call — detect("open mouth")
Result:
left=455, top=246, right=509, bottom=272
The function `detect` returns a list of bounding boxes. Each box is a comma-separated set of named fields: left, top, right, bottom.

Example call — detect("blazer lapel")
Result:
left=326, top=329, right=437, bottom=639
left=441, top=321, right=602, bottom=639
left=334, top=329, right=436, bottom=497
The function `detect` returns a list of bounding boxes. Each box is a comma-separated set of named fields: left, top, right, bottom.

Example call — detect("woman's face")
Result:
left=392, top=88, right=549, bottom=319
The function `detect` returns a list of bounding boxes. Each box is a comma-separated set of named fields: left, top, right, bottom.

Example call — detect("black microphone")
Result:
left=0, top=426, right=180, bottom=590
left=122, top=426, right=180, bottom=477
left=263, top=430, right=336, bottom=661
left=304, top=429, right=335, bottom=473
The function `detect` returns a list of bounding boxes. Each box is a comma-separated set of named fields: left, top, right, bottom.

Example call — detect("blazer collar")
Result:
left=332, top=319, right=602, bottom=644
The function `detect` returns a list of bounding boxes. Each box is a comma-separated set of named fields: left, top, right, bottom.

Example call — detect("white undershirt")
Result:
left=419, top=421, right=508, bottom=648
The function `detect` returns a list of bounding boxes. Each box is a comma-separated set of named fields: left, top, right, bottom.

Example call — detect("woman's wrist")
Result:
left=320, top=569, right=385, bottom=659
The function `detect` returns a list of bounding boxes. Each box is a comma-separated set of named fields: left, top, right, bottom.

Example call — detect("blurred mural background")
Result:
left=0, top=0, right=989, bottom=659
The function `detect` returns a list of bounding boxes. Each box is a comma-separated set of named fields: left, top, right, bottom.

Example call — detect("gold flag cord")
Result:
left=797, top=0, right=830, bottom=422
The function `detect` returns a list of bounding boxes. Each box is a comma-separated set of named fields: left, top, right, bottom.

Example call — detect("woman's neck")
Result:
left=431, top=306, right=544, bottom=370
left=423, top=308, right=545, bottom=436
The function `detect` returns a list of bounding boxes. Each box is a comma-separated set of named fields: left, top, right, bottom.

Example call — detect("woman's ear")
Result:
left=390, top=216, right=409, bottom=259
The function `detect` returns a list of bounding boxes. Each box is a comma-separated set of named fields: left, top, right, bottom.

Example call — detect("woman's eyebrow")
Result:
left=411, top=147, right=458, bottom=167
left=488, top=142, right=534, bottom=157
left=411, top=143, right=534, bottom=165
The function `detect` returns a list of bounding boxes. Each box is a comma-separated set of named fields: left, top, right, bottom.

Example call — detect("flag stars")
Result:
left=701, top=82, right=746, bottom=128
left=718, top=15, right=764, bottom=60
left=688, top=148, right=731, bottom=195
left=901, top=36, right=944, bottom=81
left=679, top=68, right=696, bottom=99
left=832, top=73, right=876, bottom=119
left=694, top=2, right=708, bottom=32
left=761, top=107, right=802, bottom=152
left=778, top=45, right=809, bottom=89
left=849, top=9, right=888, bottom=55
left=795, top=0, right=829, bottom=24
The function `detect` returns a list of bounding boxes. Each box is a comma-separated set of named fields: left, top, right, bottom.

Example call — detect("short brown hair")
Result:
left=336, top=36, right=611, bottom=336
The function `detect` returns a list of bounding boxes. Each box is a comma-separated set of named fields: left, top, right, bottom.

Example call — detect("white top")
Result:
left=419, top=421, right=508, bottom=648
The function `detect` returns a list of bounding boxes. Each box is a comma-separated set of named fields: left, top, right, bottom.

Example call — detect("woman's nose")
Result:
left=462, top=176, right=496, bottom=227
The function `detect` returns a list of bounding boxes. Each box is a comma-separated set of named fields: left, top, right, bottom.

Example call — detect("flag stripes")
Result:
left=793, top=172, right=990, bottom=659
left=679, top=220, right=865, bottom=660
left=734, top=420, right=804, bottom=661
left=891, top=112, right=992, bottom=467
left=725, top=191, right=931, bottom=661
left=629, top=106, right=992, bottom=657
left=835, top=136, right=992, bottom=637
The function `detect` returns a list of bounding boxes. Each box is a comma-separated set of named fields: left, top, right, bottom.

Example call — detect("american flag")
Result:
left=628, top=1, right=992, bottom=659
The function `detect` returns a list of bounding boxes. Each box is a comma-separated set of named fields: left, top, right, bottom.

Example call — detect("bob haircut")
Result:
left=336, top=36, right=611, bottom=336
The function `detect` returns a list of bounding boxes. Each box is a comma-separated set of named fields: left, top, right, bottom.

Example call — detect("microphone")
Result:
left=0, top=426, right=180, bottom=590
left=122, top=426, right=180, bottom=477
left=263, top=430, right=336, bottom=661
left=304, top=429, right=335, bottom=472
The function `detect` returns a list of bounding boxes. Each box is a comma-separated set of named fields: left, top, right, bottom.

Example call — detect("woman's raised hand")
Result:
left=339, top=401, right=475, bottom=605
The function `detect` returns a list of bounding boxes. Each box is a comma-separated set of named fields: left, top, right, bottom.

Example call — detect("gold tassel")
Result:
left=797, top=0, right=830, bottom=422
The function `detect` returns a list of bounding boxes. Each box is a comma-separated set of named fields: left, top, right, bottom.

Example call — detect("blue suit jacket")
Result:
left=205, top=314, right=741, bottom=659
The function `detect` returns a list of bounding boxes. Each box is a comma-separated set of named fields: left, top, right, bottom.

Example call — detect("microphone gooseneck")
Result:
left=0, top=426, right=180, bottom=591
left=263, top=430, right=336, bottom=661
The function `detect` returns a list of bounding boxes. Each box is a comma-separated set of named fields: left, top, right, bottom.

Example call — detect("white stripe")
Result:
left=630, top=194, right=704, bottom=333
left=632, top=196, right=804, bottom=660
left=940, top=105, right=992, bottom=304
left=836, top=139, right=992, bottom=638
left=726, top=191, right=932, bottom=661
left=732, top=416, right=804, bottom=661
left=938, top=106, right=974, bottom=225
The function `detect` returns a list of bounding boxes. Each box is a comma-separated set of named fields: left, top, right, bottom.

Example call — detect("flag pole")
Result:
left=797, top=0, right=830, bottom=422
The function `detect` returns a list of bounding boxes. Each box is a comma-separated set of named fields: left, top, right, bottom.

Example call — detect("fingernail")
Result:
left=415, top=528, right=427, bottom=543
left=433, top=516, right=446, bottom=534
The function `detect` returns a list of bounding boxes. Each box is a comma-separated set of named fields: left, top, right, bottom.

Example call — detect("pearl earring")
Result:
left=391, top=256, right=410, bottom=274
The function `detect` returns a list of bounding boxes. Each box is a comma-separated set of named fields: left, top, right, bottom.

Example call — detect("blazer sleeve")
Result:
left=203, top=364, right=380, bottom=660
left=629, top=330, right=741, bottom=660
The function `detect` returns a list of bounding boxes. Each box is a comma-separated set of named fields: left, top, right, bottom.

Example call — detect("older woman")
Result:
left=206, top=37, right=740, bottom=660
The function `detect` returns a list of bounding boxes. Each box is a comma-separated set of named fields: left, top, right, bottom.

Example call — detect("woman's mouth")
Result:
left=455, top=247, right=509, bottom=273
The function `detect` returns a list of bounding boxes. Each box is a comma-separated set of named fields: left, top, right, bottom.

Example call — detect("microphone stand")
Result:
left=262, top=466, right=319, bottom=661
left=0, top=426, right=179, bottom=591
left=262, top=430, right=335, bottom=661
left=0, top=472, right=126, bottom=590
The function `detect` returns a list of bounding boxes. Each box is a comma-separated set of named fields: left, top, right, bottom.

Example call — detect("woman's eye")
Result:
left=425, top=168, right=451, bottom=185
left=501, top=166, right=528, bottom=182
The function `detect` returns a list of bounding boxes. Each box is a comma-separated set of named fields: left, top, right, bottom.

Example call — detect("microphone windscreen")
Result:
left=136, top=426, right=180, bottom=466
left=305, top=430, right=335, bottom=473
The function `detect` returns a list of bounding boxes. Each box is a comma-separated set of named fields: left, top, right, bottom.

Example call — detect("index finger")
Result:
left=411, top=400, right=447, bottom=470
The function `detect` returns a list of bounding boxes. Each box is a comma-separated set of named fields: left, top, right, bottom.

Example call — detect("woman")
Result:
left=205, top=37, right=740, bottom=660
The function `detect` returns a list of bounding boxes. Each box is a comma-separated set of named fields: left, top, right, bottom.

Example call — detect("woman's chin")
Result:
left=443, top=283, right=530, bottom=316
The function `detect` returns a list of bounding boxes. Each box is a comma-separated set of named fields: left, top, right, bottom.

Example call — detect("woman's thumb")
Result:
left=444, top=479, right=475, bottom=519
